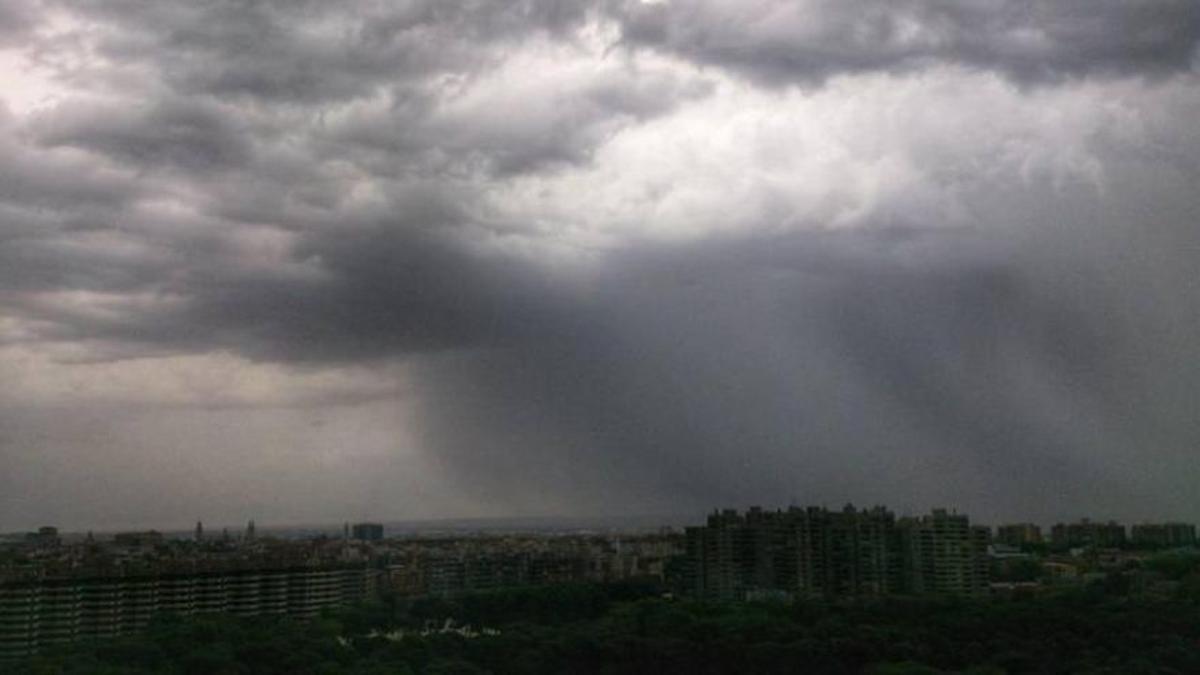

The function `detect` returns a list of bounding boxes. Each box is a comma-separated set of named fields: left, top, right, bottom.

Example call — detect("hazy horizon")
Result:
left=8, top=507, right=1171, bottom=538
left=2, top=0, right=1199, bottom=532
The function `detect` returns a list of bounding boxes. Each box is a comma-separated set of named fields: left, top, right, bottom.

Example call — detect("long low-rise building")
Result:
left=0, top=565, right=375, bottom=661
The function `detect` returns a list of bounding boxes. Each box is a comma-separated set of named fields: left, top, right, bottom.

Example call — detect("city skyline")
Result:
left=2, top=1, right=1200, bottom=530
left=9, top=506, right=1200, bottom=540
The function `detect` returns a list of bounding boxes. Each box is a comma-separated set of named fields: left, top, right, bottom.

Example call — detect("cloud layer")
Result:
left=616, top=0, right=1200, bottom=85
left=1, top=0, right=1198, bottom=529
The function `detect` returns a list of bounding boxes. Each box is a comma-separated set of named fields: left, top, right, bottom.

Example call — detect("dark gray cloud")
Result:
left=323, top=64, right=710, bottom=177
left=182, top=224, right=563, bottom=363
left=407, top=209, right=1200, bottom=522
left=0, top=183, right=562, bottom=361
left=26, top=1, right=707, bottom=184
left=0, top=0, right=41, bottom=46
left=1, top=0, right=1199, bottom=529
left=35, top=99, right=253, bottom=173
left=59, top=0, right=598, bottom=104
left=612, top=0, right=1200, bottom=86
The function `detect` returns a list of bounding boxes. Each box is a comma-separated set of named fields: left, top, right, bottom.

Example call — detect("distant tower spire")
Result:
left=195, top=520, right=204, bottom=542
left=344, top=522, right=350, bottom=541
left=246, top=519, right=256, bottom=541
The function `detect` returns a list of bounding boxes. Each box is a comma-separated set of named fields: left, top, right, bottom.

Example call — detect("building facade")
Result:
left=684, top=505, right=986, bottom=601
left=1050, top=520, right=1126, bottom=549
left=793, top=505, right=900, bottom=598
left=996, top=523, right=1042, bottom=548
left=351, top=523, right=385, bottom=542
left=0, top=565, right=374, bottom=661
left=899, top=510, right=989, bottom=597
left=1130, top=523, right=1197, bottom=549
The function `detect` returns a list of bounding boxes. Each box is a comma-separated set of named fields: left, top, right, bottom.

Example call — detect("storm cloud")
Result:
left=1, top=1, right=1198, bottom=530
left=614, top=0, right=1200, bottom=86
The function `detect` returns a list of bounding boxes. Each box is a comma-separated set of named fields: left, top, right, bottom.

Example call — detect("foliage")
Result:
left=1144, top=550, right=1200, bottom=581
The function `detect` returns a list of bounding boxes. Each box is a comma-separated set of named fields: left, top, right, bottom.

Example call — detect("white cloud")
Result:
left=488, top=65, right=1167, bottom=253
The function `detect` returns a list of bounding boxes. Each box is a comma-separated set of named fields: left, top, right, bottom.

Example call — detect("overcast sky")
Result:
left=1, top=0, right=1198, bottom=532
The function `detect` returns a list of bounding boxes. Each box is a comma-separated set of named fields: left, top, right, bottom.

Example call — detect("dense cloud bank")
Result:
left=615, top=0, right=1200, bottom=85
left=1, top=1, right=1198, bottom=528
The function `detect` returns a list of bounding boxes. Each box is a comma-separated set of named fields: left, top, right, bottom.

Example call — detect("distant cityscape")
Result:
left=2, top=507, right=1197, bottom=660
left=682, top=507, right=1196, bottom=602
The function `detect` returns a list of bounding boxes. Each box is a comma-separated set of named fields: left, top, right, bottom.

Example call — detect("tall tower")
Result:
left=195, top=520, right=204, bottom=542
left=245, top=519, right=256, bottom=541
left=899, top=509, right=989, bottom=596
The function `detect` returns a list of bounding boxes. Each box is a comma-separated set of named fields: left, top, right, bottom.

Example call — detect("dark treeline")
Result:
left=15, top=570, right=1200, bottom=675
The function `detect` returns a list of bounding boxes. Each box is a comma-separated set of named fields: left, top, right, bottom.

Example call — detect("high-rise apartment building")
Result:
left=684, top=505, right=982, bottom=600
left=685, top=509, right=758, bottom=601
left=1130, top=523, right=1197, bottom=549
left=793, top=505, right=900, bottom=598
left=899, top=510, right=989, bottom=597
left=1050, top=519, right=1126, bottom=549
left=351, top=523, right=385, bottom=542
